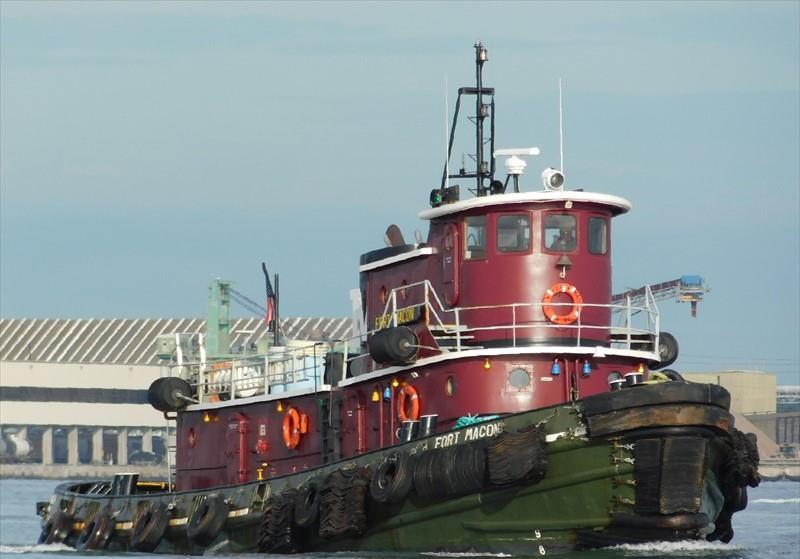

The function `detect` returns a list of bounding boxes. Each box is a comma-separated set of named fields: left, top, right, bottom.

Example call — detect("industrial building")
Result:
left=0, top=316, right=351, bottom=477
left=683, top=370, right=799, bottom=456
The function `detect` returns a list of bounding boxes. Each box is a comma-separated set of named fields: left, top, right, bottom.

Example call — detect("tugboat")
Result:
left=38, top=43, right=760, bottom=555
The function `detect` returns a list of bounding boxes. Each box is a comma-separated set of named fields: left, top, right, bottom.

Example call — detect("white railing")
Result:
left=164, top=283, right=661, bottom=402
left=168, top=340, right=331, bottom=404
left=375, top=280, right=661, bottom=355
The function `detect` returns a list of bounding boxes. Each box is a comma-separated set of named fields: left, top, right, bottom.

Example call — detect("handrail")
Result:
left=374, top=279, right=660, bottom=356
left=168, top=340, right=332, bottom=404
left=167, top=281, right=661, bottom=401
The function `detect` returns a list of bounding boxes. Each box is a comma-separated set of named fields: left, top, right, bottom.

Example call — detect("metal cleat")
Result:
left=613, top=496, right=636, bottom=506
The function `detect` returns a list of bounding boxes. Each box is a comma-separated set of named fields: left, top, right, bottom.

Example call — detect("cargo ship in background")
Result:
left=37, top=43, right=760, bottom=555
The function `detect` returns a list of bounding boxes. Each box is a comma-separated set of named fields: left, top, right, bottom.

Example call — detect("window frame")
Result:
left=587, top=216, right=609, bottom=255
left=495, top=213, right=532, bottom=254
left=463, top=215, right=488, bottom=260
left=542, top=212, right=578, bottom=254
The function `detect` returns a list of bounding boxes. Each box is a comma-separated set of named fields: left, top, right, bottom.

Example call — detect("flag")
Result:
left=262, top=263, right=277, bottom=331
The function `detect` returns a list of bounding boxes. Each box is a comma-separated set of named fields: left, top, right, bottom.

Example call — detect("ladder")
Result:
left=164, top=417, right=177, bottom=490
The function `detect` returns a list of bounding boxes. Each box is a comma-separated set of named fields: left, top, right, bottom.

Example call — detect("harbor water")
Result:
left=1, top=478, right=797, bottom=558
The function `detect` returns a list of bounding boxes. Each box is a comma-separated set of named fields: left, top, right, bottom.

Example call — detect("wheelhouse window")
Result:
left=497, top=214, right=531, bottom=253
left=544, top=214, right=576, bottom=252
left=464, top=216, right=486, bottom=259
left=588, top=217, right=608, bottom=255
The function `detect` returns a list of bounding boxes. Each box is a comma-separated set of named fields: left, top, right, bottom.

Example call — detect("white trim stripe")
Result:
left=338, top=345, right=659, bottom=387
left=418, top=190, right=632, bottom=220
left=359, top=247, right=435, bottom=272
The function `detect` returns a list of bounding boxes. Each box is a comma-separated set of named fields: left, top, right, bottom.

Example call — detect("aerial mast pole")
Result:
left=475, top=41, right=488, bottom=195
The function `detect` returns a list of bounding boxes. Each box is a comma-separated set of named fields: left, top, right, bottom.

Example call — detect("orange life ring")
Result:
left=542, top=282, right=583, bottom=325
left=282, top=408, right=308, bottom=450
left=397, top=384, right=420, bottom=422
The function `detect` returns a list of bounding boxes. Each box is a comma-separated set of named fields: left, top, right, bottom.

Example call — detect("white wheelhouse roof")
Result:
left=418, top=190, right=632, bottom=220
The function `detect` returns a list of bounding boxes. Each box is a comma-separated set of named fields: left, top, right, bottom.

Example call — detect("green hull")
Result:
left=37, top=382, right=758, bottom=555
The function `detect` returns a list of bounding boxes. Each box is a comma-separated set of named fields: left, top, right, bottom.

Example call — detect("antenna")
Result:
left=559, top=78, right=564, bottom=174
left=445, top=73, right=449, bottom=190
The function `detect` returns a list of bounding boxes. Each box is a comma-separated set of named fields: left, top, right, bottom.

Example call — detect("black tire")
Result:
left=294, top=480, right=320, bottom=528
left=258, top=489, right=298, bottom=553
left=412, top=450, right=442, bottom=500
left=655, top=332, right=679, bottom=369
left=187, top=493, right=227, bottom=547
left=38, top=510, right=72, bottom=544
left=148, top=377, right=192, bottom=412
left=660, top=368, right=685, bottom=381
left=451, top=443, right=487, bottom=495
left=370, top=452, right=414, bottom=504
left=487, top=427, right=548, bottom=486
left=76, top=509, right=115, bottom=551
left=130, top=501, right=169, bottom=552
left=732, top=486, right=748, bottom=512
left=319, top=467, right=370, bottom=539
left=368, top=327, right=418, bottom=364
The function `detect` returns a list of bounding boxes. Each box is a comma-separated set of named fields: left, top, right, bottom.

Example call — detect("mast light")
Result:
left=542, top=167, right=565, bottom=191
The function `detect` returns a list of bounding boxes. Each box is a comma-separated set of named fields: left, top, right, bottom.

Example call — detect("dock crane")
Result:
left=612, top=275, right=709, bottom=318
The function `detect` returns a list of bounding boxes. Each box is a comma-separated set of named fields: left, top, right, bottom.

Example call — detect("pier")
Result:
left=0, top=462, right=167, bottom=480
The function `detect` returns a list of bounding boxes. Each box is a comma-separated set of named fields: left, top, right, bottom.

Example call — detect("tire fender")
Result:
left=130, top=501, right=169, bottom=552
left=187, top=494, right=228, bottom=547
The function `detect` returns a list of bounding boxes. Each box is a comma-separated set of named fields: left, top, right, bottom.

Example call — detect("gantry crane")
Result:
left=612, top=275, right=709, bottom=317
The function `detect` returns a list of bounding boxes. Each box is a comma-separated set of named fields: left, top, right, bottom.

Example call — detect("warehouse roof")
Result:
left=0, top=317, right=352, bottom=365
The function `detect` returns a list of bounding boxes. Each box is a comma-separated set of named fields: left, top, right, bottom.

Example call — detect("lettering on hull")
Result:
left=432, top=420, right=505, bottom=449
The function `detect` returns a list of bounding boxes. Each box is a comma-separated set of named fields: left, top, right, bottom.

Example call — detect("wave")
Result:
left=752, top=498, right=800, bottom=504
left=422, top=554, right=512, bottom=558
left=0, top=543, right=74, bottom=554
left=613, top=540, right=743, bottom=554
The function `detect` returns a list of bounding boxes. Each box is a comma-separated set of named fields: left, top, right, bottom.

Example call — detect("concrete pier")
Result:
left=0, top=422, right=171, bottom=477
left=41, top=428, right=53, bottom=465
left=0, top=463, right=168, bottom=480
left=92, top=428, right=103, bottom=463
left=117, top=429, right=128, bottom=466
left=67, top=427, right=78, bottom=465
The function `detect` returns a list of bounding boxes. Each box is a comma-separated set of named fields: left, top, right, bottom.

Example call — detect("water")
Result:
left=1, top=479, right=798, bottom=558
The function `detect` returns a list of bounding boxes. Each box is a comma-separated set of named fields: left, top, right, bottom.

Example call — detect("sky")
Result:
left=1, top=1, right=798, bottom=384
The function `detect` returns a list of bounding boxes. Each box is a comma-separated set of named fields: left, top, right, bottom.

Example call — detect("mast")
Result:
left=437, top=43, right=496, bottom=203
left=475, top=41, right=488, bottom=195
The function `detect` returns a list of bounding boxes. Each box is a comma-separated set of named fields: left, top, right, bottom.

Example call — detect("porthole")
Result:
left=188, top=428, right=197, bottom=448
left=379, top=286, right=387, bottom=304
left=508, top=368, right=532, bottom=390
